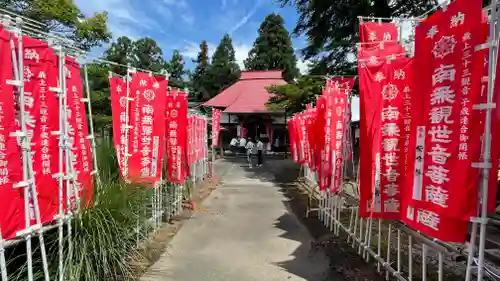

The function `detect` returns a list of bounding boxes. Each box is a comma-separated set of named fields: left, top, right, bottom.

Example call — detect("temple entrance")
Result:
left=241, top=115, right=267, bottom=141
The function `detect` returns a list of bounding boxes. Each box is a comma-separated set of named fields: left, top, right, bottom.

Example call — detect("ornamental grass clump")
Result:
left=7, top=138, right=153, bottom=281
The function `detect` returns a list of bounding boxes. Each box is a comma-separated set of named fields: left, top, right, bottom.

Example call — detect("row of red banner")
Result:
left=0, top=26, right=94, bottom=240
left=288, top=0, right=500, bottom=243
left=110, top=74, right=211, bottom=184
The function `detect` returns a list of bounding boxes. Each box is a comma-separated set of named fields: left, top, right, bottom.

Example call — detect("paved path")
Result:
left=141, top=159, right=330, bottom=281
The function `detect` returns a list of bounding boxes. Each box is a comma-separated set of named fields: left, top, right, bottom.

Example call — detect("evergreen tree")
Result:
left=208, top=34, right=240, bottom=97
left=132, top=37, right=166, bottom=72
left=244, top=13, right=299, bottom=82
left=276, top=0, right=439, bottom=74
left=166, top=50, right=186, bottom=89
left=104, top=36, right=134, bottom=75
left=191, top=40, right=211, bottom=100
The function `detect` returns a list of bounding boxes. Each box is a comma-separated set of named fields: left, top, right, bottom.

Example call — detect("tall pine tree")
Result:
left=191, top=40, right=212, bottom=101
left=132, top=38, right=166, bottom=72
left=208, top=34, right=240, bottom=97
left=166, top=50, right=186, bottom=89
left=244, top=13, right=299, bottom=82
left=277, top=0, right=438, bottom=74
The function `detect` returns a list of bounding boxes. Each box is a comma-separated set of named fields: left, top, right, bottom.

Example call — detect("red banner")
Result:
left=187, top=116, right=194, bottom=165
left=127, top=72, right=166, bottom=183
left=0, top=28, right=24, bottom=240
left=23, top=37, right=60, bottom=224
left=402, top=0, right=482, bottom=242
left=65, top=58, right=94, bottom=204
left=211, top=108, right=221, bottom=148
left=296, top=113, right=308, bottom=165
left=327, top=77, right=356, bottom=93
left=109, top=76, right=127, bottom=175
left=288, top=118, right=298, bottom=162
left=324, top=86, right=349, bottom=193
left=359, top=21, right=399, bottom=45
left=166, top=89, right=188, bottom=183
left=358, top=56, right=412, bottom=219
left=305, top=105, right=317, bottom=169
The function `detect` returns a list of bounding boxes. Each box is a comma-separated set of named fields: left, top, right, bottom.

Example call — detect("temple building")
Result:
left=202, top=70, right=288, bottom=151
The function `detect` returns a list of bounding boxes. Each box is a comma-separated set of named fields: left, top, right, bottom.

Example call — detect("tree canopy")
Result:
left=265, top=0, right=440, bottom=114
left=276, top=0, right=438, bottom=75
left=190, top=40, right=212, bottom=101
left=207, top=34, right=240, bottom=98
left=0, top=0, right=112, bottom=50
left=244, top=13, right=299, bottom=82
left=266, top=76, right=324, bottom=114
left=165, top=49, right=186, bottom=89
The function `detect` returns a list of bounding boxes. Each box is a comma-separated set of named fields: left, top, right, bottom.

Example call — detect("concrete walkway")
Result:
left=141, top=159, right=330, bottom=281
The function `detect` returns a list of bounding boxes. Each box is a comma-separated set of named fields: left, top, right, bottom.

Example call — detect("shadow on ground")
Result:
left=220, top=156, right=386, bottom=281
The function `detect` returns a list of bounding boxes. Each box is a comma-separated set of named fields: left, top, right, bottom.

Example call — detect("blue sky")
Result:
left=74, top=0, right=310, bottom=73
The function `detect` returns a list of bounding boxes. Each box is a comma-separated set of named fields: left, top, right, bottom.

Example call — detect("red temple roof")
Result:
left=203, top=70, right=287, bottom=113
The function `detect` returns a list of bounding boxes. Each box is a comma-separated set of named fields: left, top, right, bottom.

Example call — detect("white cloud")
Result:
left=233, top=43, right=252, bottom=69
left=227, top=0, right=262, bottom=35
left=181, top=14, right=195, bottom=26
left=163, top=0, right=188, bottom=7
left=181, top=41, right=216, bottom=61
left=181, top=40, right=250, bottom=69
left=296, top=59, right=309, bottom=75
left=74, top=0, right=161, bottom=40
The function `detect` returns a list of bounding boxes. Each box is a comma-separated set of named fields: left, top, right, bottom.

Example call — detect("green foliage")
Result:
left=244, top=13, right=299, bottom=82
left=190, top=40, right=212, bottom=101
left=104, top=36, right=135, bottom=75
left=165, top=49, right=186, bottom=89
left=88, top=36, right=172, bottom=133
left=207, top=34, right=240, bottom=97
left=0, top=0, right=112, bottom=50
left=132, top=38, right=166, bottom=72
left=266, top=76, right=324, bottom=113
left=276, top=0, right=438, bottom=74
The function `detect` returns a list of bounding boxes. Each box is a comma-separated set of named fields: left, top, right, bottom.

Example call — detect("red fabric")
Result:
left=203, top=71, right=287, bottom=113
left=127, top=72, right=166, bottom=183
left=109, top=76, right=127, bottom=175
left=402, top=0, right=482, bottom=242
left=288, top=118, right=298, bottom=162
left=65, top=58, right=94, bottom=205
left=358, top=56, right=412, bottom=219
left=187, top=116, right=194, bottom=165
left=358, top=43, right=406, bottom=65
left=327, top=77, right=356, bottom=93
left=22, top=36, right=60, bottom=224
left=324, top=87, right=349, bottom=193
left=166, top=89, right=188, bottom=183
left=359, top=21, right=399, bottom=45
left=296, top=113, right=308, bottom=165
left=211, top=108, right=221, bottom=148
left=0, top=29, right=24, bottom=240
left=305, top=105, right=317, bottom=169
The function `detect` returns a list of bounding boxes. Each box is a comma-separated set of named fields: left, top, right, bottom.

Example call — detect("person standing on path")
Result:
left=239, top=137, right=247, bottom=155
left=230, top=136, right=239, bottom=155
left=256, top=138, right=264, bottom=167
left=245, top=138, right=255, bottom=168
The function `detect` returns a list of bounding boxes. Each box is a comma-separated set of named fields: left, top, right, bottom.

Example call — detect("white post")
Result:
left=52, top=44, right=66, bottom=281
left=11, top=17, right=52, bottom=281
left=0, top=229, right=7, bottom=281
left=82, top=64, right=101, bottom=188
left=475, top=1, right=498, bottom=280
